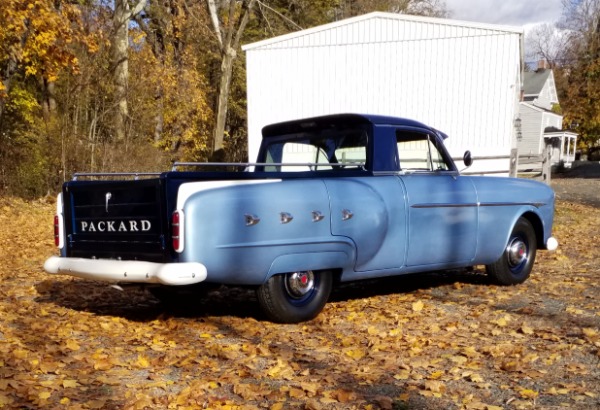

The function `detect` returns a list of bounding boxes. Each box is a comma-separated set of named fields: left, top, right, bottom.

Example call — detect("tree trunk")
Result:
left=211, top=0, right=256, bottom=155
left=111, top=0, right=129, bottom=141
left=110, top=0, right=148, bottom=142
left=41, top=78, right=57, bottom=122
left=213, top=47, right=236, bottom=152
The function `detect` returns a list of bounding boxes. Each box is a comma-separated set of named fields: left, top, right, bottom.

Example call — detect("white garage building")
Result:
left=242, top=12, right=525, bottom=175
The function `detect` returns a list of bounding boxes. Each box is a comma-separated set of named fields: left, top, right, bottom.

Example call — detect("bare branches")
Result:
left=256, top=0, right=303, bottom=31
left=526, top=24, right=571, bottom=68
left=207, top=0, right=223, bottom=48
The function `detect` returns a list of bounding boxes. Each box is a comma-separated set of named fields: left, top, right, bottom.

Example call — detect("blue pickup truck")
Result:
left=45, top=114, right=557, bottom=323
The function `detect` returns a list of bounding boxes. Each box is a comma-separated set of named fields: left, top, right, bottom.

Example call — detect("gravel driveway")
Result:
left=552, top=162, right=600, bottom=208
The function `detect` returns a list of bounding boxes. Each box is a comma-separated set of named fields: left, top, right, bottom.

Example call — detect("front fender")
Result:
left=472, top=176, right=555, bottom=263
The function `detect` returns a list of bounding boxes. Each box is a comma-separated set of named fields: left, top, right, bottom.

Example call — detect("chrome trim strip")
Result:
left=73, top=172, right=161, bottom=181
left=411, top=203, right=478, bottom=209
left=411, top=202, right=546, bottom=209
left=172, top=162, right=366, bottom=171
left=480, top=202, right=546, bottom=208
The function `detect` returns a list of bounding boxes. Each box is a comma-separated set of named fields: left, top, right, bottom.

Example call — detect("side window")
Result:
left=396, top=130, right=450, bottom=172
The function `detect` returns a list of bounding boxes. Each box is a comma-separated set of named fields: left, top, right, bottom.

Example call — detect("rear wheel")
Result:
left=257, top=270, right=333, bottom=323
left=486, top=217, right=537, bottom=285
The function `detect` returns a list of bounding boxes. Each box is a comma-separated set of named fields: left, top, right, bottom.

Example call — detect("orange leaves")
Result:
left=0, top=0, right=87, bottom=82
left=266, top=358, right=295, bottom=380
left=134, top=354, right=151, bottom=369
left=411, top=300, right=425, bottom=312
left=1, top=199, right=600, bottom=409
left=518, top=388, right=539, bottom=400
left=65, top=340, right=81, bottom=351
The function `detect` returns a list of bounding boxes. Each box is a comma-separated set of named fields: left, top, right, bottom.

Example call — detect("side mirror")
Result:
left=463, top=150, right=473, bottom=168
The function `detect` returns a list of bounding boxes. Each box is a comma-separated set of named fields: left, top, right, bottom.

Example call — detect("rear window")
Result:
left=262, top=129, right=369, bottom=172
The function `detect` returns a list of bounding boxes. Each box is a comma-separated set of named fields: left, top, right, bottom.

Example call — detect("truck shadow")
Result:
left=35, top=268, right=490, bottom=322
left=330, top=268, right=489, bottom=303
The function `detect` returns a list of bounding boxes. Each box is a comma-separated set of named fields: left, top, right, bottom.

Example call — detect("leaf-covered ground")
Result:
left=0, top=196, right=598, bottom=409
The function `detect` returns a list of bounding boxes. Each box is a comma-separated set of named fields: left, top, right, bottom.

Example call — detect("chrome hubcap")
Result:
left=507, top=238, right=527, bottom=267
left=284, top=271, right=315, bottom=299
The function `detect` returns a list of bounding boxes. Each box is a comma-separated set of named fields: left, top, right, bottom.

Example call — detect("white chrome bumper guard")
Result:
left=43, top=256, right=207, bottom=286
left=546, top=237, right=558, bottom=251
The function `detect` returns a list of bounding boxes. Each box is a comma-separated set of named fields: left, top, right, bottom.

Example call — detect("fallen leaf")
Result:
left=519, top=389, right=539, bottom=399
left=412, top=300, right=424, bottom=312
left=62, top=380, right=79, bottom=388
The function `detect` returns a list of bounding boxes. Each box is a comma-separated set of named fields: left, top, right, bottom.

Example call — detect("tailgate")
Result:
left=63, top=178, right=168, bottom=262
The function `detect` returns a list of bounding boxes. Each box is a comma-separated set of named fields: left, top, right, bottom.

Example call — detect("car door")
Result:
left=395, top=128, right=479, bottom=267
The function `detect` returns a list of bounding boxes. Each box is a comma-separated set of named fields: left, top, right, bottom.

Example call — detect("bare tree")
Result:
left=525, top=23, right=571, bottom=68
left=334, top=0, right=449, bottom=19
left=559, top=0, right=600, bottom=53
left=208, top=0, right=257, bottom=155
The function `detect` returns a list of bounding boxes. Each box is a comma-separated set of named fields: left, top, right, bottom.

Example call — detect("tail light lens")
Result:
left=54, top=215, right=60, bottom=246
left=172, top=210, right=184, bottom=253
left=54, top=193, right=65, bottom=249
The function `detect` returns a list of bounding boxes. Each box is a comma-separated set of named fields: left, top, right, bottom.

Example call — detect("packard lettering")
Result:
left=80, top=220, right=151, bottom=233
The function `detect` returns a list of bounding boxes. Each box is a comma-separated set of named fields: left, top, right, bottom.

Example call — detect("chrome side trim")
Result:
left=480, top=202, right=546, bottom=208
left=342, top=209, right=354, bottom=221
left=411, top=202, right=546, bottom=209
left=411, top=203, right=478, bottom=209
left=280, top=212, right=294, bottom=224
left=312, top=211, right=325, bottom=222
left=245, top=214, right=261, bottom=226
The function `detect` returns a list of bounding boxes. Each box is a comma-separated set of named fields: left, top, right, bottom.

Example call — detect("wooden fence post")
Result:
left=509, top=148, right=518, bottom=177
left=542, top=141, right=552, bottom=185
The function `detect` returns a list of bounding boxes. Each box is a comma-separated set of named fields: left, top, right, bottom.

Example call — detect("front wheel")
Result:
left=256, top=270, right=333, bottom=323
left=486, top=217, right=537, bottom=285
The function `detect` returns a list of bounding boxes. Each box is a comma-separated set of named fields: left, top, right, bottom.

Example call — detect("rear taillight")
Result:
left=172, top=210, right=184, bottom=253
left=54, top=215, right=60, bottom=247
left=54, top=193, right=64, bottom=249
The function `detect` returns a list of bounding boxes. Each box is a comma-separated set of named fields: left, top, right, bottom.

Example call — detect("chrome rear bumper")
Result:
left=43, top=256, right=207, bottom=286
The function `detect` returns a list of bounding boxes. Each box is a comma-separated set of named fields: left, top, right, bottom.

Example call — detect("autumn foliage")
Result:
left=0, top=0, right=456, bottom=199
left=0, top=197, right=597, bottom=409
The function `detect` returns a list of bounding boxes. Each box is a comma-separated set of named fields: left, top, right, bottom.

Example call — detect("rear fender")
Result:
left=266, top=245, right=356, bottom=282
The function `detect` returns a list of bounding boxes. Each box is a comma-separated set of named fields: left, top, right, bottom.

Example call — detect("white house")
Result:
left=518, top=62, right=577, bottom=168
left=243, top=12, right=525, bottom=175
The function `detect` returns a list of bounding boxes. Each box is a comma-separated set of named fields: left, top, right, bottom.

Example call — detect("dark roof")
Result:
left=262, top=113, right=438, bottom=138
left=523, top=69, right=551, bottom=96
